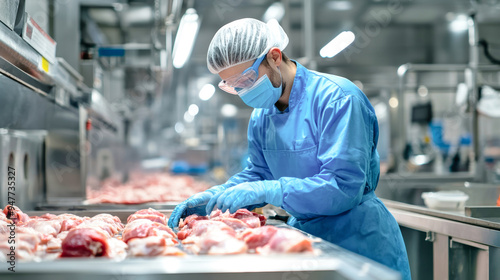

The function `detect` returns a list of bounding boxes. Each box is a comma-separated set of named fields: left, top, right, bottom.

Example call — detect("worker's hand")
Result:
left=168, top=185, right=226, bottom=228
left=211, top=181, right=283, bottom=214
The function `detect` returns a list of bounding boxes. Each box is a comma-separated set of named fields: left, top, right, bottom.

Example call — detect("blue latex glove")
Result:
left=168, top=185, right=226, bottom=228
left=209, top=181, right=283, bottom=214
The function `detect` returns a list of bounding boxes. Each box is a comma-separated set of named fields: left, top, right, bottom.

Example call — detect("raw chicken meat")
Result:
left=85, top=172, right=210, bottom=204
left=61, top=228, right=110, bottom=257
left=178, top=214, right=208, bottom=230
left=122, top=219, right=177, bottom=244
left=127, top=236, right=185, bottom=257
left=239, top=226, right=279, bottom=250
left=22, top=219, right=62, bottom=237
left=127, top=208, right=168, bottom=225
left=218, top=217, right=252, bottom=231
left=209, top=209, right=265, bottom=228
left=106, top=238, right=128, bottom=260
left=3, top=205, right=30, bottom=224
left=190, top=229, right=247, bottom=255
left=0, top=220, right=12, bottom=234
left=232, top=209, right=266, bottom=227
left=0, top=212, right=10, bottom=222
left=256, top=228, right=314, bottom=254
left=75, top=214, right=124, bottom=237
left=46, top=231, right=69, bottom=253
left=0, top=233, right=41, bottom=261
left=178, top=220, right=235, bottom=242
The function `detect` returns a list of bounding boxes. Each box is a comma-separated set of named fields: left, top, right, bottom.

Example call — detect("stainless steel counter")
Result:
left=382, top=199, right=500, bottom=280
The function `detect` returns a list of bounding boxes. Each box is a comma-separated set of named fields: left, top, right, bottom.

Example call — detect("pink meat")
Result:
left=3, top=205, right=30, bottom=225
left=178, top=220, right=234, bottom=242
left=85, top=172, right=210, bottom=204
left=195, top=229, right=247, bottom=255
left=61, top=228, right=109, bottom=257
left=0, top=212, right=9, bottom=222
left=106, top=238, right=128, bottom=260
left=218, top=217, right=252, bottom=231
left=91, top=214, right=124, bottom=231
left=257, top=228, right=313, bottom=254
left=122, top=219, right=177, bottom=243
left=127, top=208, right=167, bottom=225
left=22, top=219, right=62, bottom=237
left=46, top=231, right=69, bottom=253
left=232, top=209, right=266, bottom=227
left=240, top=226, right=279, bottom=250
left=178, top=214, right=208, bottom=230
left=127, top=236, right=185, bottom=257
left=0, top=233, right=40, bottom=261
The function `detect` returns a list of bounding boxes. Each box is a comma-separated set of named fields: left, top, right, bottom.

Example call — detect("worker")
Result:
left=169, top=18, right=411, bottom=279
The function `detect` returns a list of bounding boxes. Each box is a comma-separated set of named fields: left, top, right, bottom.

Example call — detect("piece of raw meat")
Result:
left=178, top=220, right=234, bottom=242
left=256, top=228, right=313, bottom=254
left=85, top=172, right=210, bottom=204
left=239, top=226, right=279, bottom=250
left=75, top=214, right=123, bottom=237
left=127, top=208, right=167, bottom=225
left=106, top=238, right=128, bottom=260
left=60, top=228, right=110, bottom=257
left=46, top=231, right=69, bottom=253
left=127, top=236, right=185, bottom=257
left=178, top=214, right=208, bottom=230
left=22, top=219, right=62, bottom=237
left=122, top=219, right=177, bottom=244
left=192, top=229, right=247, bottom=255
left=232, top=209, right=266, bottom=227
left=0, top=233, right=41, bottom=261
left=3, top=205, right=30, bottom=225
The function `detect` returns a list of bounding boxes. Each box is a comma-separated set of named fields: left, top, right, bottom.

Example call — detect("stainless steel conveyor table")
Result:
left=0, top=210, right=401, bottom=280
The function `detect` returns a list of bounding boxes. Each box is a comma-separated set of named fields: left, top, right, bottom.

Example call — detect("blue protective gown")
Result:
left=222, top=61, right=411, bottom=280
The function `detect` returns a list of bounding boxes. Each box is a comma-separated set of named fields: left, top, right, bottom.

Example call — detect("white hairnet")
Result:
left=207, top=18, right=289, bottom=74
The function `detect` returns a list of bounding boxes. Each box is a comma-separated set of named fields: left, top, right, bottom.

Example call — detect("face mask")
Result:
left=237, top=73, right=282, bottom=109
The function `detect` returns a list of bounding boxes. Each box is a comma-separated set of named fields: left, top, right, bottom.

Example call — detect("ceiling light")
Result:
left=450, top=14, right=468, bottom=33
left=174, top=122, right=184, bottom=133
left=326, top=1, right=352, bottom=11
left=188, top=104, right=199, bottom=116
left=221, top=104, right=238, bottom=118
left=320, top=31, right=355, bottom=58
left=199, top=84, right=215, bottom=101
left=389, top=97, right=399, bottom=108
left=417, top=85, right=428, bottom=97
left=184, top=111, right=194, bottom=122
left=262, top=2, right=285, bottom=22
left=173, top=8, right=200, bottom=68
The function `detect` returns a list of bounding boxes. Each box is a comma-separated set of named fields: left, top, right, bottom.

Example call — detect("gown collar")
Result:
left=271, top=60, right=307, bottom=114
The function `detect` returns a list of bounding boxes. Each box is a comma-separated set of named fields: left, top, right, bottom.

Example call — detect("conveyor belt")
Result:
left=0, top=210, right=401, bottom=280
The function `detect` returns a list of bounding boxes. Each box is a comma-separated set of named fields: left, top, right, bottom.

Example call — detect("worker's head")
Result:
left=207, top=18, right=289, bottom=109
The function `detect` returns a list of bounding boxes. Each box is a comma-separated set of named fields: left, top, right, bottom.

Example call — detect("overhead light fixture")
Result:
left=221, top=104, right=238, bottom=118
left=449, top=14, right=468, bottom=33
left=326, top=1, right=352, bottom=11
left=262, top=2, right=285, bottom=22
left=199, top=84, right=215, bottom=101
left=172, top=8, right=200, bottom=69
left=188, top=104, right=199, bottom=116
left=320, top=31, right=355, bottom=58
left=184, top=111, right=194, bottom=123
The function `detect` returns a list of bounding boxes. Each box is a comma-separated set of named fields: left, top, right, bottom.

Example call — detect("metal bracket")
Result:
left=425, top=231, right=435, bottom=242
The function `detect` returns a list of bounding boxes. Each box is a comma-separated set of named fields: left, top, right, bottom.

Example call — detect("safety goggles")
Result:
left=218, top=54, right=267, bottom=95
